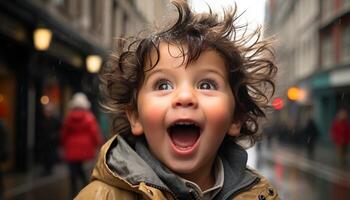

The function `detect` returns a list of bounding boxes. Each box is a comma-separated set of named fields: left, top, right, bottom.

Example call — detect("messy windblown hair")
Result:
left=100, top=0, right=277, bottom=145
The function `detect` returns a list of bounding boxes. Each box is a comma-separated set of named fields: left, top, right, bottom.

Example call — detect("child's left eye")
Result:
left=198, top=80, right=217, bottom=90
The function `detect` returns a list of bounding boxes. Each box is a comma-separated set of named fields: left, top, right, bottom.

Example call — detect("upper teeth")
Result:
left=175, top=122, right=195, bottom=125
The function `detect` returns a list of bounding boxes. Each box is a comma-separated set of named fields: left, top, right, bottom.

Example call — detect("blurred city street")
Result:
left=1, top=0, right=350, bottom=200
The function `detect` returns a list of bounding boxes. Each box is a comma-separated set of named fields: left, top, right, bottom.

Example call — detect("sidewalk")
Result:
left=257, top=140, right=350, bottom=188
left=3, top=163, right=69, bottom=199
left=3, top=160, right=97, bottom=200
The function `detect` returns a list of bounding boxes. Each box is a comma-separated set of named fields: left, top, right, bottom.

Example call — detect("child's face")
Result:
left=128, top=43, right=240, bottom=182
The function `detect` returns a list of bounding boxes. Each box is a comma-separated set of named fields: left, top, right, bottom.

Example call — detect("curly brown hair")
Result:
left=100, top=0, right=277, bottom=145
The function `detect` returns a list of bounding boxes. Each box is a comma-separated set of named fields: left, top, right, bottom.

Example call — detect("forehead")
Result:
left=144, top=42, right=227, bottom=72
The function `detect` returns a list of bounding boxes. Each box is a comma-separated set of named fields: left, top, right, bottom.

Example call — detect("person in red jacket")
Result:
left=330, top=108, right=350, bottom=165
left=61, top=92, right=102, bottom=197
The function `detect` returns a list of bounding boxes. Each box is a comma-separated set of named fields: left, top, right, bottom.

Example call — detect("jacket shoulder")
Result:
left=75, top=180, right=139, bottom=200
left=234, top=169, right=280, bottom=200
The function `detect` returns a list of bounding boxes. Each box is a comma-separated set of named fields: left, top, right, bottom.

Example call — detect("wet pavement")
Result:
left=2, top=141, right=350, bottom=200
left=248, top=141, right=350, bottom=200
left=3, top=164, right=70, bottom=200
left=2, top=161, right=94, bottom=200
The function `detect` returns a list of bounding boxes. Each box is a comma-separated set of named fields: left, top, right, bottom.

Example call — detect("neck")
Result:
left=178, top=160, right=216, bottom=191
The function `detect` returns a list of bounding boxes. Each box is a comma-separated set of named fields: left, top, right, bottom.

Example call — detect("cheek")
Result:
left=142, top=108, right=163, bottom=126
left=204, top=98, right=234, bottom=129
left=138, top=97, right=167, bottom=130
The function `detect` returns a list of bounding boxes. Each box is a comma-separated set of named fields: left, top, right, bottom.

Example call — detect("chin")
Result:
left=166, top=159, right=200, bottom=175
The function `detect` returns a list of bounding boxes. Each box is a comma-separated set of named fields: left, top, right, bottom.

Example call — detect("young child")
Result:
left=76, top=0, right=279, bottom=199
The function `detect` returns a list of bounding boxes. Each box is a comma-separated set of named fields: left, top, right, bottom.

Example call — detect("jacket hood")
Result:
left=90, top=135, right=259, bottom=200
left=90, top=135, right=159, bottom=193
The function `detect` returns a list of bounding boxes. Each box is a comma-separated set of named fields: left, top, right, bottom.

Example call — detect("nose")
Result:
left=172, top=85, right=198, bottom=108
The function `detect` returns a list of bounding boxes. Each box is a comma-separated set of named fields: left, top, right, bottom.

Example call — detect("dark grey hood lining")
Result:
left=106, top=135, right=168, bottom=189
left=214, top=138, right=259, bottom=200
left=135, top=137, right=194, bottom=200
left=106, top=135, right=259, bottom=200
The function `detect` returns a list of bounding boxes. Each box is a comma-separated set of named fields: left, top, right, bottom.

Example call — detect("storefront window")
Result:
left=322, top=0, right=333, bottom=20
left=0, top=62, right=16, bottom=171
left=322, top=33, right=333, bottom=69
left=341, top=24, right=350, bottom=63
left=344, top=0, right=350, bottom=7
left=42, top=76, right=62, bottom=116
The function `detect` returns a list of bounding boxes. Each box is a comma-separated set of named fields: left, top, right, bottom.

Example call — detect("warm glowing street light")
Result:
left=40, top=95, right=50, bottom=105
left=86, top=55, right=102, bottom=73
left=287, top=87, right=299, bottom=101
left=33, top=28, right=52, bottom=51
left=287, top=87, right=306, bottom=101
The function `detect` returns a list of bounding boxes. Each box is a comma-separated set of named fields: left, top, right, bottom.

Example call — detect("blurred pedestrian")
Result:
left=0, top=119, right=9, bottom=200
left=60, top=92, right=102, bottom=197
left=36, top=103, right=61, bottom=175
left=302, top=117, right=319, bottom=158
left=330, top=108, right=350, bottom=165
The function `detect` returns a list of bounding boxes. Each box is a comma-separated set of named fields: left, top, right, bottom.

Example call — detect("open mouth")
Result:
left=167, top=122, right=201, bottom=149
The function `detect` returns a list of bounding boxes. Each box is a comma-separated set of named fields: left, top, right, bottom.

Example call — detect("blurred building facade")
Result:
left=265, top=0, right=350, bottom=143
left=0, top=0, right=169, bottom=172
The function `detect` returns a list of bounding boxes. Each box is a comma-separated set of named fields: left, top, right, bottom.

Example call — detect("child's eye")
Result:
left=198, top=79, right=217, bottom=90
left=155, top=79, right=173, bottom=90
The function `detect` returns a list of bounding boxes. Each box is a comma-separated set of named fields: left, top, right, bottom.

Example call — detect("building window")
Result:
left=51, top=0, right=69, bottom=16
left=51, top=0, right=65, bottom=5
left=322, top=0, right=333, bottom=20
left=74, top=0, right=83, bottom=19
left=90, top=0, right=102, bottom=34
left=322, top=34, right=333, bottom=69
left=112, top=1, right=118, bottom=38
left=341, top=25, right=350, bottom=63
left=122, top=13, right=128, bottom=37
left=344, top=0, right=350, bottom=7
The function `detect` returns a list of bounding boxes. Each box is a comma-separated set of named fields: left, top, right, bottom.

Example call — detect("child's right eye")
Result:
left=155, top=80, right=173, bottom=90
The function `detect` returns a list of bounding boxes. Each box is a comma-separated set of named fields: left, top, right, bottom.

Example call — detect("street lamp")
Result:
left=33, top=27, right=52, bottom=51
left=86, top=55, right=102, bottom=73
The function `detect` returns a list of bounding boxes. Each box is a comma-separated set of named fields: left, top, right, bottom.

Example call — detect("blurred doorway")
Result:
left=0, top=61, right=16, bottom=172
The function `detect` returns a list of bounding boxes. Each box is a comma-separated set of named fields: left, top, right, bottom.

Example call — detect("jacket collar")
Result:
left=215, top=139, right=259, bottom=199
left=92, top=135, right=259, bottom=200
left=89, top=135, right=141, bottom=192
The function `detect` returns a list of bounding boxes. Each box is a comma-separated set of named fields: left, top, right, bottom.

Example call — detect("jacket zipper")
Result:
left=144, top=182, right=202, bottom=200
left=189, top=188, right=201, bottom=200
left=223, top=177, right=261, bottom=200
left=144, top=182, right=180, bottom=200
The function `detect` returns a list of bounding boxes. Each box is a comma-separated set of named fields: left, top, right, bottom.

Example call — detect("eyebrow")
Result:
left=144, top=67, right=228, bottom=83
left=144, top=68, right=168, bottom=83
left=201, top=68, right=227, bottom=80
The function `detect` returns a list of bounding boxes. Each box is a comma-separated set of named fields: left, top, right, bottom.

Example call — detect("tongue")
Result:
left=170, top=128, right=199, bottom=148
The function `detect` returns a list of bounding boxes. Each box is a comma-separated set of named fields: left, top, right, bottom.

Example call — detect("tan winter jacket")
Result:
left=75, top=135, right=279, bottom=200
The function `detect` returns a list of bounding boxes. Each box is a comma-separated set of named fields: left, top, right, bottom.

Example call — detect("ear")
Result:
left=126, top=110, right=144, bottom=136
left=227, top=121, right=241, bottom=137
